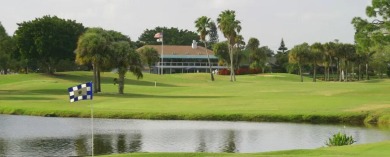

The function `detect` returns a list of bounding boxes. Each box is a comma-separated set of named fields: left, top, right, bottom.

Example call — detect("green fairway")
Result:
left=102, top=141, right=390, bottom=157
left=0, top=71, right=389, bottom=124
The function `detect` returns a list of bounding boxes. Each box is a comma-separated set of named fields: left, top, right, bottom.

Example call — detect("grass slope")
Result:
left=103, top=141, right=390, bottom=157
left=0, top=71, right=389, bottom=124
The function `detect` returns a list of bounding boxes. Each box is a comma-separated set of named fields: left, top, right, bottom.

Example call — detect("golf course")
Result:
left=1, top=72, right=389, bottom=156
left=0, top=71, right=389, bottom=125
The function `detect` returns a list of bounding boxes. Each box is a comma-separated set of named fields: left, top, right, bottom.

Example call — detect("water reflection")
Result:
left=222, top=130, right=237, bottom=153
left=0, top=114, right=389, bottom=156
left=75, top=136, right=88, bottom=156
left=196, top=130, right=206, bottom=152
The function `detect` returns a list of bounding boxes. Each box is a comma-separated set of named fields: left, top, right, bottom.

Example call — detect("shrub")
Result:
left=218, top=69, right=230, bottom=75
left=325, top=132, right=356, bottom=147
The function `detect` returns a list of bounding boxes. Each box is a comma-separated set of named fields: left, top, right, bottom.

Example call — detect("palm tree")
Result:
left=138, top=46, right=159, bottom=73
left=246, top=38, right=260, bottom=70
left=310, top=42, right=324, bottom=82
left=75, top=28, right=111, bottom=93
left=323, top=42, right=337, bottom=81
left=195, top=16, right=214, bottom=81
left=110, top=41, right=143, bottom=94
left=217, top=10, right=242, bottom=82
left=233, top=35, right=245, bottom=76
left=289, top=43, right=310, bottom=82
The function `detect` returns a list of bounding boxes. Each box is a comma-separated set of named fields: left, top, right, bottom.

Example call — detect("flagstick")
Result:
left=91, top=104, right=94, bottom=157
left=161, top=30, right=164, bottom=75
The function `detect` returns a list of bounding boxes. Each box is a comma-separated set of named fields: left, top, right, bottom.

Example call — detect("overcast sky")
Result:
left=0, top=0, right=371, bottom=51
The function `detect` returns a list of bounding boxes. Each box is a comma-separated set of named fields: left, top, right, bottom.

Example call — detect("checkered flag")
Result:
left=68, top=82, right=93, bottom=102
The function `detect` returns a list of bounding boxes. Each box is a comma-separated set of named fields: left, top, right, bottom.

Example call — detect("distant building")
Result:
left=138, top=41, right=226, bottom=74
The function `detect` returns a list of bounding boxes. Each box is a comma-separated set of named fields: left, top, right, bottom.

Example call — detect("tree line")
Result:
left=0, top=0, right=389, bottom=91
left=285, top=0, right=390, bottom=82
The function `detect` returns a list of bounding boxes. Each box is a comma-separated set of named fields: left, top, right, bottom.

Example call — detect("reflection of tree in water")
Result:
left=129, top=133, right=142, bottom=152
left=75, top=136, right=88, bottom=156
left=0, top=139, right=6, bottom=155
left=94, top=134, right=114, bottom=155
left=222, top=130, right=237, bottom=153
left=116, top=134, right=127, bottom=153
left=196, top=130, right=206, bottom=152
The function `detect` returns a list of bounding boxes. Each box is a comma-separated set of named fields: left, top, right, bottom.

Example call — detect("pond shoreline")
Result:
left=1, top=109, right=388, bottom=127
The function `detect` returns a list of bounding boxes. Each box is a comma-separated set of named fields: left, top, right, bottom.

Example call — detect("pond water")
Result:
left=0, top=114, right=389, bottom=156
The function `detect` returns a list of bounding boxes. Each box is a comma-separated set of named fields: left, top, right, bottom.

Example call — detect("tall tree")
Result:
left=213, top=41, right=230, bottom=66
left=251, top=46, right=273, bottom=73
left=138, top=27, right=198, bottom=45
left=14, top=15, right=84, bottom=74
left=75, top=28, right=111, bottom=93
left=275, top=38, right=289, bottom=73
left=110, top=41, right=143, bottom=94
left=352, top=0, right=390, bottom=80
left=246, top=38, right=260, bottom=52
left=323, top=42, right=338, bottom=81
left=138, top=46, right=159, bottom=73
left=289, top=43, right=310, bottom=82
left=310, top=42, right=324, bottom=82
left=217, top=10, right=242, bottom=82
left=0, top=22, right=15, bottom=74
left=246, top=37, right=260, bottom=66
left=195, top=16, right=214, bottom=81
left=208, top=21, right=219, bottom=49
left=233, top=34, right=245, bottom=74
left=278, top=38, right=288, bottom=53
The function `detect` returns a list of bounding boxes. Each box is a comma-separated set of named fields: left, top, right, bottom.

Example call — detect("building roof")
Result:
left=137, top=45, right=215, bottom=56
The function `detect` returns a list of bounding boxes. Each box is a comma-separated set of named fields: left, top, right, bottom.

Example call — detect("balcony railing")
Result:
left=155, top=62, right=226, bottom=69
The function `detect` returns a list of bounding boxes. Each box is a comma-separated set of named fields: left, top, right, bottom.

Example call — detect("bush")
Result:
left=325, top=132, right=356, bottom=147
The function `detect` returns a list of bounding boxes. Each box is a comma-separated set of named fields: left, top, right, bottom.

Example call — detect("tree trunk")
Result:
left=345, top=60, right=348, bottom=82
left=358, top=64, right=361, bottom=81
left=313, top=64, right=316, bottom=82
left=204, top=42, right=214, bottom=81
left=327, top=63, right=330, bottom=81
left=97, top=68, right=101, bottom=92
left=329, top=57, right=334, bottom=81
left=229, top=43, right=234, bottom=82
left=338, top=59, right=342, bottom=82
left=234, top=47, right=238, bottom=82
left=366, top=63, right=369, bottom=80
left=118, top=72, right=125, bottom=94
left=299, top=63, right=303, bottom=82
left=323, top=66, right=327, bottom=81
left=351, top=63, right=354, bottom=81
left=339, top=68, right=342, bottom=82
left=93, top=63, right=98, bottom=93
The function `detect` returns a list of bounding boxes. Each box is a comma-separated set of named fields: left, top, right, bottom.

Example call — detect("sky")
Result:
left=0, top=0, right=371, bottom=51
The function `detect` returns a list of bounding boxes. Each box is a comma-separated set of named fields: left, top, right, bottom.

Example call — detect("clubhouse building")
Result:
left=138, top=41, right=226, bottom=74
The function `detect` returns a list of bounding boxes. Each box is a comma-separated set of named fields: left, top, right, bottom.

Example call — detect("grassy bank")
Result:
left=102, top=141, right=390, bottom=157
left=0, top=71, right=389, bottom=125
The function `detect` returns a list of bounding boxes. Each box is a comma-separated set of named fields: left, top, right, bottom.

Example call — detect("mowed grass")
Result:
left=103, top=141, right=390, bottom=157
left=0, top=71, right=389, bottom=124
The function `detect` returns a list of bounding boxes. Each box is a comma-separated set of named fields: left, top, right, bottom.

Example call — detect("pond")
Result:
left=0, top=114, right=389, bottom=156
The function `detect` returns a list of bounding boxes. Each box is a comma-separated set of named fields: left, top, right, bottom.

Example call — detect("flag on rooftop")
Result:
left=68, top=82, right=93, bottom=102
left=154, top=32, right=163, bottom=39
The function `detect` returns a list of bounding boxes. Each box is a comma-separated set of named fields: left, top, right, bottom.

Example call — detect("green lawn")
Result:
left=1, top=72, right=389, bottom=156
left=102, top=141, right=390, bottom=157
left=0, top=71, right=389, bottom=124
